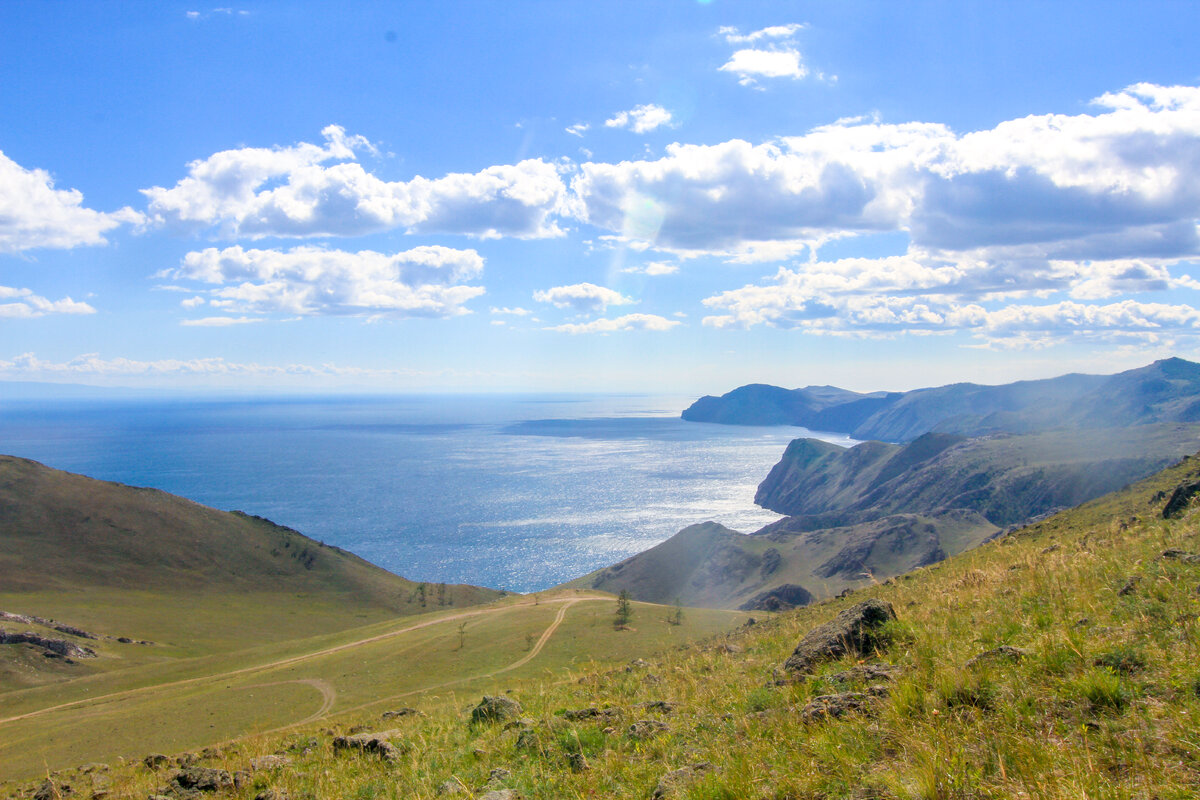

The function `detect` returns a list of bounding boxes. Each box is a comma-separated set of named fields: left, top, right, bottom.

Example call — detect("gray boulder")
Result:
left=783, top=599, right=896, bottom=674
left=471, top=695, right=522, bottom=724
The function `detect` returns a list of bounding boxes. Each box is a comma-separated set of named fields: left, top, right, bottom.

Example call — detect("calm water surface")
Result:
left=0, top=394, right=856, bottom=592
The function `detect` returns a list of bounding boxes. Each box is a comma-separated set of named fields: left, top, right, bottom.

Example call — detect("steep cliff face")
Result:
left=753, top=425, right=1200, bottom=526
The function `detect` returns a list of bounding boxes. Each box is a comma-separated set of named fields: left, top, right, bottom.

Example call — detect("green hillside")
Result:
left=0, top=455, right=504, bottom=687
left=8, top=451, right=1200, bottom=799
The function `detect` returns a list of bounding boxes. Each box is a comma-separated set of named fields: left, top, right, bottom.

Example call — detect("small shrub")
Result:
left=939, top=672, right=997, bottom=711
left=1070, top=668, right=1131, bottom=712
left=746, top=686, right=775, bottom=713
left=1093, top=646, right=1146, bottom=675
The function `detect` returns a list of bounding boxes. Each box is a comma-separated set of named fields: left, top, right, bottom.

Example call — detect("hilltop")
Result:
left=681, top=357, right=1200, bottom=441
left=8, top=449, right=1200, bottom=799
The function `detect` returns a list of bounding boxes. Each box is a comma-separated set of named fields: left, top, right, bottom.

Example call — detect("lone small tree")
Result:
left=666, top=597, right=684, bottom=626
left=614, top=589, right=633, bottom=629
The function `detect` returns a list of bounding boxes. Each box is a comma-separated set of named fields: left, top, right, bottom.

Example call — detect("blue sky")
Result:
left=4, top=1, right=1200, bottom=394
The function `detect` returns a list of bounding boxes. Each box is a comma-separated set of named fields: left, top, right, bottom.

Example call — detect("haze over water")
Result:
left=0, top=394, right=858, bottom=592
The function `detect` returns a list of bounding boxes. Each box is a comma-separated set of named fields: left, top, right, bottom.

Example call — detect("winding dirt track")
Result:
left=0, top=594, right=606, bottom=727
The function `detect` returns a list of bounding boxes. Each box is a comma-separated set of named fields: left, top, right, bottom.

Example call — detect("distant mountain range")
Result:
left=682, top=357, right=1200, bottom=441
left=573, top=358, right=1200, bottom=609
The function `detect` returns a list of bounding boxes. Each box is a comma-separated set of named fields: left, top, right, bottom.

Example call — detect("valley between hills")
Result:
left=4, top=357, right=1200, bottom=797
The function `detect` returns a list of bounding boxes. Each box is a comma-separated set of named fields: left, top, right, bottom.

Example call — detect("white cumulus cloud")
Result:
left=604, top=104, right=674, bottom=134
left=720, top=49, right=807, bottom=85
left=0, top=151, right=142, bottom=252
left=166, top=245, right=485, bottom=319
left=533, top=282, right=633, bottom=314
left=718, top=24, right=808, bottom=86
left=143, top=126, right=568, bottom=240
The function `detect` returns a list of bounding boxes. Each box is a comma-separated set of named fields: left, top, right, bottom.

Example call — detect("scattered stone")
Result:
left=436, top=779, right=466, bottom=795
left=824, top=663, right=900, bottom=685
left=116, top=637, right=133, bottom=643
left=249, top=755, right=291, bottom=771
left=636, top=700, right=676, bottom=714
left=477, top=791, right=515, bottom=800
left=652, top=762, right=714, bottom=799
left=1118, top=575, right=1142, bottom=596
left=232, top=771, right=250, bottom=790
left=1160, top=549, right=1200, bottom=564
left=381, top=707, right=423, bottom=720
left=166, top=767, right=233, bottom=793
left=627, top=719, right=669, bottom=740
left=280, top=737, right=318, bottom=755
left=626, top=658, right=649, bottom=671
left=567, top=751, right=589, bottom=772
left=783, top=599, right=897, bottom=674
left=966, top=645, right=1029, bottom=669
left=645, top=673, right=662, bottom=684
left=800, top=692, right=875, bottom=722
left=504, top=717, right=535, bottom=730
left=253, top=790, right=288, bottom=800
left=488, top=768, right=511, bottom=782
left=713, top=643, right=742, bottom=654
left=33, top=779, right=71, bottom=800
left=144, top=754, right=170, bottom=771
left=515, top=727, right=540, bottom=751
left=563, top=706, right=619, bottom=720
left=175, top=754, right=198, bottom=768
left=331, top=730, right=405, bottom=762
left=471, top=695, right=522, bottom=725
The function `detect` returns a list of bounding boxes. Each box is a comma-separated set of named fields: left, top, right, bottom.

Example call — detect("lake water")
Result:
left=0, top=394, right=856, bottom=592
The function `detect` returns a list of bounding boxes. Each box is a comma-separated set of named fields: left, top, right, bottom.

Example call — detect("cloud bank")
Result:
left=143, top=126, right=568, bottom=240
left=167, top=245, right=485, bottom=319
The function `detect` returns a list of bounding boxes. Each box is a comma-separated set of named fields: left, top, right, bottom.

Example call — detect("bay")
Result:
left=0, top=393, right=857, bottom=592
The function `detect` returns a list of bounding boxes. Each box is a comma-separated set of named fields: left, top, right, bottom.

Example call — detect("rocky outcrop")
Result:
left=0, top=629, right=97, bottom=658
left=783, top=599, right=897, bottom=674
left=332, top=730, right=405, bottom=761
left=1162, top=481, right=1200, bottom=518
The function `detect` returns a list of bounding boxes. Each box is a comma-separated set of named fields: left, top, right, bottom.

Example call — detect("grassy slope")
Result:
left=12, top=453, right=1200, bottom=798
left=0, top=591, right=748, bottom=781
left=0, top=455, right=504, bottom=689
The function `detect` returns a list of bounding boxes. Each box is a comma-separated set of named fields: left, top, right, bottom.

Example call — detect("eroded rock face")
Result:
left=471, top=695, right=522, bottom=724
left=783, top=599, right=897, bottom=674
